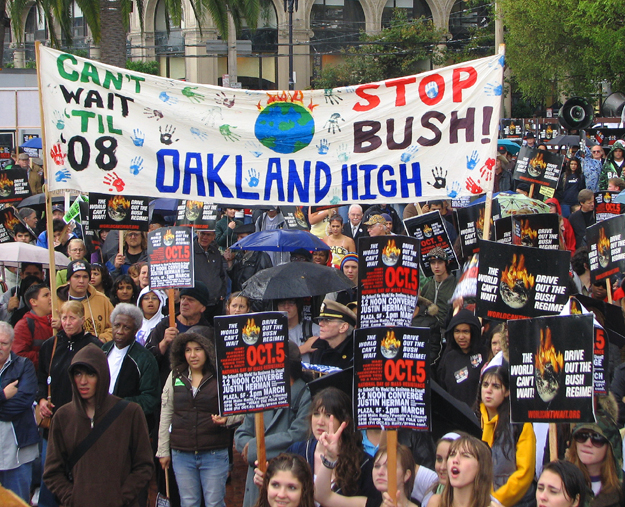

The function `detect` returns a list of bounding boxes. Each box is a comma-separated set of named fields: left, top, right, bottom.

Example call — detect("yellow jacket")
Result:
left=480, top=403, right=536, bottom=507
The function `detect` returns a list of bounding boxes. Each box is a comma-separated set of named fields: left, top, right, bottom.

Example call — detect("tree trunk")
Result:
left=99, top=0, right=127, bottom=68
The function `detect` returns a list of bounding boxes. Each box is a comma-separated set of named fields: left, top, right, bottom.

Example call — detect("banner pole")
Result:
left=549, top=423, right=558, bottom=461
left=255, top=412, right=267, bottom=473
left=119, top=231, right=125, bottom=256
left=483, top=190, right=494, bottom=240
left=35, top=41, right=58, bottom=322
left=387, top=429, right=398, bottom=503
left=529, top=184, right=535, bottom=199
left=168, top=288, right=176, bottom=328
left=607, top=278, right=613, bottom=304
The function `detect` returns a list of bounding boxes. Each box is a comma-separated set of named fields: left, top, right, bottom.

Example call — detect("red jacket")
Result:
left=545, top=198, right=576, bottom=252
left=12, top=311, right=52, bottom=370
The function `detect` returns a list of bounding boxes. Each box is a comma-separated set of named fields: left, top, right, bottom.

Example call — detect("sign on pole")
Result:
left=89, top=193, right=150, bottom=231
left=147, top=226, right=194, bottom=289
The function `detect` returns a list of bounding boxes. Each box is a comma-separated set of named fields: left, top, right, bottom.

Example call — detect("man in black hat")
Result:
left=146, top=281, right=212, bottom=387
left=310, top=300, right=357, bottom=369
left=525, top=132, right=536, bottom=148
left=224, top=223, right=272, bottom=294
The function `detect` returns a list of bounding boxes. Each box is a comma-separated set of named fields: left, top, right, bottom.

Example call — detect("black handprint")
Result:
left=428, top=166, right=447, bottom=189
left=159, top=125, right=179, bottom=145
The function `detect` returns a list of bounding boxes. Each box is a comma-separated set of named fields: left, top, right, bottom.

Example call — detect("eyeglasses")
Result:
left=591, top=150, right=602, bottom=154
left=573, top=431, right=608, bottom=447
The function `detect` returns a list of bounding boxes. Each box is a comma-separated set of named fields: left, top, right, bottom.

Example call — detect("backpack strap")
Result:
left=26, top=317, right=35, bottom=338
left=302, top=320, right=314, bottom=340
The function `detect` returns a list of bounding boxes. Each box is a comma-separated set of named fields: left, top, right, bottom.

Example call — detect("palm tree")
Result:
left=7, top=0, right=259, bottom=68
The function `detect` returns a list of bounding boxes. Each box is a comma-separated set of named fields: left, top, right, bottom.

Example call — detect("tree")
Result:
left=313, top=10, right=445, bottom=89
left=499, top=0, right=625, bottom=103
left=6, top=0, right=260, bottom=68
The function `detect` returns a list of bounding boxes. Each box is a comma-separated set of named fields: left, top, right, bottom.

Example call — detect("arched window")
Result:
left=382, top=0, right=432, bottom=27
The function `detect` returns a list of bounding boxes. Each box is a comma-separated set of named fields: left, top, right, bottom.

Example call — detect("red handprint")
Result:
left=480, top=163, right=493, bottom=182
left=485, top=158, right=495, bottom=169
left=50, top=144, right=66, bottom=166
left=466, top=176, right=483, bottom=194
left=103, top=172, right=125, bottom=192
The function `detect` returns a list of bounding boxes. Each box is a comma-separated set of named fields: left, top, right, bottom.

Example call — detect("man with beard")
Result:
left=107, top=231, right=148, bottom=279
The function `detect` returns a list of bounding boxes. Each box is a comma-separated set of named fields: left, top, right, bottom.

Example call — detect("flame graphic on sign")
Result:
left=4, top=211, right=19, bottom=232
left=0, top=173, right=12, bottom=193
left=382, top=239, right=401, bottom=258
left=381, top=330, right=400, bottom=350
left=108, top=196, right=130, bottom=209
left=598, top=228, right=610, bottom=258
left=520, top=219, right=537, bottom=241
left=535, top=327, right=563, bottom=375
left=529, top=152, right=547, bottom=171
left=502, top=254, right=535, bottom=291
left=243, top=318, right=260, bottom=336
left=163, top=229, right=175, bottom=243
left=257, top=90, right=318, bottom=112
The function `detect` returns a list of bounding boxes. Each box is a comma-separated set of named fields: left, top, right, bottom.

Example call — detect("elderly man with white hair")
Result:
left=0, top=321, right=40, bottom=503
left=342, top=204, right=366, bottom=248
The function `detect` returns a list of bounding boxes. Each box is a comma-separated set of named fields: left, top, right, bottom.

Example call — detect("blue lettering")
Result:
left=359, top=164, right=377, bottom=200
left=341, top=164, right=358, bottom=201
left=206, top=154, right=233, bottom=198
left=156, top=149, right=180, bottom=193
left=183, top=153, right=205, bottom=196
left=314, top=161, right=332, bottom=202
left=265, top=158, right=285, bottom=201
left=378, top=165, right=397, bottom=197
left=400, top=162, right=422, bottom=198
left=287, top=159, right=310, bottom=203
left=236, top=155, right=259, bottom=200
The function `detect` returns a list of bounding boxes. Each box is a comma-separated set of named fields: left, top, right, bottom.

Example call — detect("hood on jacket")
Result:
left=545, top=198, right=562, bottom=215
left=137, top=287, right=167, bottom=316
left=444, top=309, right=482, bottom=354
left=68, top=343, right=112, bottom=418
left=572, top=392, right=622, bottom=481
left=605, top=140, right=625, bottom=165
left=169, top=330, right=216, bottom=376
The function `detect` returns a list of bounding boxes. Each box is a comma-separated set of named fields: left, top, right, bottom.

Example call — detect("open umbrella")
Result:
left=472, top=192, right=551, bottom=217
left=230, top=229, right=330, bottom=252
left=497, top=139, right=521, bottom=155
left=0, top=242, right=70, bottom=268
left=241, top=262, right=353, bottom=300
left=17, top=194, right=65, bottom=208
left=20, top=137, right=42, bottom=149
left=431, top=380, right=481, bottom=440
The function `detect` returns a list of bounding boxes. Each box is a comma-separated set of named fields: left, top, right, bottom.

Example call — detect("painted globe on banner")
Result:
left=255, top=102, right=315, bottom=154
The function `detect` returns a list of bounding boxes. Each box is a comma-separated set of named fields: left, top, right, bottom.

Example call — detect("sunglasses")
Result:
left=573, top=431, right=608, bottom=447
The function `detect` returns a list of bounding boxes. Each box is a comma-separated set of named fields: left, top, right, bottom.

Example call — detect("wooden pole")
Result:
left=119, top=231, right=125, bottom=256
left=549, top=423, right=558, bottom=461
left=165, top=467, right=170, bottom=499
left=35, top=41, right=58, bottom=322
left=387, top=429, right=398, bottom=503
left=607, top=278, right=613, bottom=304
left=483, top=191, right=494, bottom=241
left=529, top=183, right=535, bottom=199
left=255, top=412, right=267, bottom=473
left=168, top=288, right=176, bottom=327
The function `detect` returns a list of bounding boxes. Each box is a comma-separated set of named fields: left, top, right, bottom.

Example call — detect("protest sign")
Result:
left=358, top=236, right=419, bottom=328
left=0, top=169, right=31, bottom=204
left=354, top=326, right=430, bottom=430
left=475, top=240, right=571, bottom=320
left=594, top=191, right=624, bottom=222
left=175, top=200, right=219, bottom=229
left=147, top=226, right=194, bottom=289
left=508, top=314, right=595, bottom=423
left=214, top=312, right=290, bottom=415
left=39, top=45, right=504, bottom=205
left=495, top=216, right=512, bottom=244
left=450, top=255, right=479, bottom=308
left=565, top=297, right=609, bottom=395
left=0, top=207, right=23, bottom=243
left=455, top=201, right=495, bottom=256
left=280, top=206, right=309, bottom=230
left=404, top=211, right=459, bottom=276
left=511, top=214, right=560, bottom=250
left=500, top=119, right=523, bottom=138
left=88, top=193, right=150, bottom=231
left=512, top=147, right=563, bottom=189
left=587, top=214, right=625, bottom=283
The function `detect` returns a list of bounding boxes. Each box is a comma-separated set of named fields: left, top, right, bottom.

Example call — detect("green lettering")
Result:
left=80, top=63, right=101, bottom=86
left=98, top=114, right=105, bottom=134
left=103, top=71, right=123, bottom=90
left=71, top=110, right=96, bottom=132
left=127, top=75, right=145, bottom=94
left=107, top=116, right=122, bottom=135
left=57, top=54, right=79, bottom=82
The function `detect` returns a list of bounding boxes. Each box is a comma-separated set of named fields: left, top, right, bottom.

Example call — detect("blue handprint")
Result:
left=466, top=150, right=480, bottom=170
left=484, top=82, right=502, bottom=97
left=130, top=129, right=145, bottom=147
left=316, top=139, right=330, bottom=155
left=130, top=156, right=144, bottom=175
left=53, top=111, right=65, bottom=130
left=246, top=168, right=260, bottom=187
left=190, top=127, right=208, bottom=142
left=55, top=169, right=71, bottom=182
left=446, top=181, right=461, bottom=198
left=245, top=141, right=263, bottom=158
left=424, top=81, right=439, bottom=99
left=401, top=145, right=419, bottom=163
left=159, top=92, right=178, bottom=105
left=337, top=143, right=350, bottom=163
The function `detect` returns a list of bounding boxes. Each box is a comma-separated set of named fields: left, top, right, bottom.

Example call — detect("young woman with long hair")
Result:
left=429, top=435, right=493, bottom=507
left=254, top=453, right=314, bottom=507
left=476, top=365, right=536, bottom=507
left=536, top=460, right=587, bottom=507
left=110, top=275, right=139, bottom=306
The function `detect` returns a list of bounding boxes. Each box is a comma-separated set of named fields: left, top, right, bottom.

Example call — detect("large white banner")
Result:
left=39, top=45, right=504, bottom=206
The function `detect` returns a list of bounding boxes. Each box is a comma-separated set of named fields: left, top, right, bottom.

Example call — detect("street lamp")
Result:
left=284, top=0, right=298, bottom=90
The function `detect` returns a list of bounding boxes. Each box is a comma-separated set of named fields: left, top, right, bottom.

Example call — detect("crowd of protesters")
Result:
left=1, top=136, right=625, bottom=507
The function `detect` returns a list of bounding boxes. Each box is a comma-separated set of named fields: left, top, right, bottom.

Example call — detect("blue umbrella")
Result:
left=498, top=139, right=521, bottom=155
left=230, top=229, right=330, bottom=252
left=20, top=137, right=42, bottom=149
left=613, top=190, right=625, bottom=205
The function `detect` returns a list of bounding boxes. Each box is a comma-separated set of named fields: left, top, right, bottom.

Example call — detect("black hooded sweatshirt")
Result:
left=437, top=309, right=486, bottom=404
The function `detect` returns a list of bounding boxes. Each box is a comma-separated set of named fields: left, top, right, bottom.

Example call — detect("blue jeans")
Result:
left=171, top=448, right=229, bottom=507
left=1, top=462, right=33, bottom=502
left=39, top=438, right=59, bottom=507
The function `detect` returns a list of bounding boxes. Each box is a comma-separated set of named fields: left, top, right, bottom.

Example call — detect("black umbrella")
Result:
left=17, top=193, right=64, bottom=208
left=430, top=380, right=482, bottom=440
left=241, top=262, right=355, bottom=300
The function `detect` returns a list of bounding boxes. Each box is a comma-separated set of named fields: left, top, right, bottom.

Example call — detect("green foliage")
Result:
left=126, top=59, right=160, bottom=75
left=500, top=0, right=625, bottom=103
left=313, top=10, right=445, bottom=89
